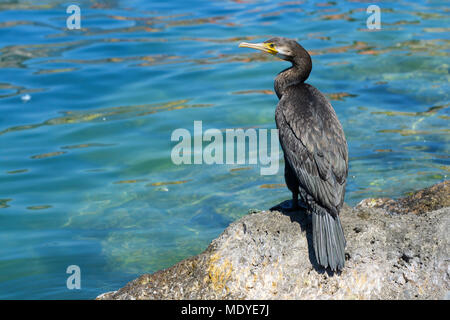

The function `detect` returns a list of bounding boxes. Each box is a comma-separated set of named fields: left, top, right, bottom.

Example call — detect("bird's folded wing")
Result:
left=276, top=87, right=348, bottom=216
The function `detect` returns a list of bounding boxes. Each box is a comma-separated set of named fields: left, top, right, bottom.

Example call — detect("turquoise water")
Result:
left=0, top=0, right=448, bottom=299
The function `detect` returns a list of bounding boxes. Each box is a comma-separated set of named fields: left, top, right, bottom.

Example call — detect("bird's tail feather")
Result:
left=312, top=209, right=346, bottom=271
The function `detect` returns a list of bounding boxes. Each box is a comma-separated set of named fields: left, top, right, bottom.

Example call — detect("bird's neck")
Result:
left=274, top=60, right=311, bottom=99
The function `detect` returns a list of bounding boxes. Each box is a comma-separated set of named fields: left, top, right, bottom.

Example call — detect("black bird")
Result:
left=239, top=37, right=348, bottom=271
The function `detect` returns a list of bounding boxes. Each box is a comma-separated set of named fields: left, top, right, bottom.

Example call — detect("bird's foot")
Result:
left=270, top=204, right=282, bottom=211
left=270, top=200, right=301, bottom=212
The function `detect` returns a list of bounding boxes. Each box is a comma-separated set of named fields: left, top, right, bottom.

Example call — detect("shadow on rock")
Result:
left=269, top=199, right=338, bottom=276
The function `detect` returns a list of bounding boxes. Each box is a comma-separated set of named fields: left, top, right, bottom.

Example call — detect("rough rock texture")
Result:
left=356, top=180, right=449, bottom=215
left=97, top=181, right=449, bottom=300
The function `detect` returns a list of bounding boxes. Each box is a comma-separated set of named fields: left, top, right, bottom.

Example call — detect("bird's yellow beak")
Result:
left=238, top=42, right=278, bottom=55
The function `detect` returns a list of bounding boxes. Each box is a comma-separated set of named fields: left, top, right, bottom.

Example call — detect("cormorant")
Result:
left=239, top=37, right=348, bottom=271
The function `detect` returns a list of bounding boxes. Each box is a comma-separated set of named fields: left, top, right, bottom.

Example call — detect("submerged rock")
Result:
left=97, top=181, right=449, bottom=300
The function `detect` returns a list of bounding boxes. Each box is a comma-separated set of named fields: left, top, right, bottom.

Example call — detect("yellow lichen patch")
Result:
left=356, top=273, right=368, bottom=286
left=139, top=277, right=150, bottom=285
left=206, top=253, right=233, bottom=292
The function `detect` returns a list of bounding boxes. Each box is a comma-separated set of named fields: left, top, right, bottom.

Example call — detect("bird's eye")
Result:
left=269, top=43, right=275, bottom=48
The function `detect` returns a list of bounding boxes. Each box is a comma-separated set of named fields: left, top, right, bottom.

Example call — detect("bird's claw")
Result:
left=270, top=201, right=301, bottom=212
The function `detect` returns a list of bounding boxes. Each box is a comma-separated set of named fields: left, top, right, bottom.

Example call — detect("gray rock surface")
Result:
left=98, top=181, right=449, bottom=300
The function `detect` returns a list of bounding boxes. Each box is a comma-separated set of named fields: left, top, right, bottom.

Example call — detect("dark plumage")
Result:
left=239, top=37, right=348, bottom=271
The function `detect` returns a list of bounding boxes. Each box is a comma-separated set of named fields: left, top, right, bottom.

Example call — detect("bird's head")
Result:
left=238, top=37, right=310, bottom=64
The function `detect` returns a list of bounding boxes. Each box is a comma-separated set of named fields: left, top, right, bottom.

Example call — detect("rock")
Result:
left=356, top=180, right=449, bottom=215
left=97, top=181, right=450, bottom=300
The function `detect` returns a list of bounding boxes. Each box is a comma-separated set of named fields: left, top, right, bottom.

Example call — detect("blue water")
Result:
left=0, top=0, right=448, bottom=299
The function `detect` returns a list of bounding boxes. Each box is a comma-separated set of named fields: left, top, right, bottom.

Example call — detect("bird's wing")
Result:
left=275, top=84, right=348, bottom=216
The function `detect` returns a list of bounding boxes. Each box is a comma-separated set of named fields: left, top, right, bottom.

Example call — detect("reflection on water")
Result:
left=0, top=0, right=448, bottom=299
left=0, top=99, right=213, bottom=136
left=30, top=151, right=67, bottom=159
left=372, top=104, right=448, bottom=117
